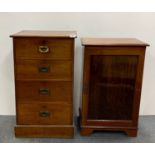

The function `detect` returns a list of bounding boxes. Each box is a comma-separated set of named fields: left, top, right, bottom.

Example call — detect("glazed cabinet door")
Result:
left=82, top=47, right=145, bottom=126
left=88, top=55, right=138, bottom=120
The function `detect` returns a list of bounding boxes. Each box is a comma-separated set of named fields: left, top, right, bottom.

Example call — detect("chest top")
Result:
left=10, top=30, right=77, bottom=38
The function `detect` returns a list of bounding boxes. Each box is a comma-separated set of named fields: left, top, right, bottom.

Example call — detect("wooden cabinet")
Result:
left=11, top=30, right=77, bottom=138
left=80, top=38, right=149, bottom=137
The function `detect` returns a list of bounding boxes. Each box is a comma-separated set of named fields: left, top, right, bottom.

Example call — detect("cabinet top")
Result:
left=81, top=38, right=149, bottom=46
left=10, top=30, right=77, bottom=38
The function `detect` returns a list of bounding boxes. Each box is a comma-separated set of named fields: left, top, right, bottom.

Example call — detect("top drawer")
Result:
left=14, top=38, right=73, bottom=59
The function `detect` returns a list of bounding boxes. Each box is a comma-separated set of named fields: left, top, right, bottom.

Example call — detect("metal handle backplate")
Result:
left=39, top=111, right=50, bottom=117
left=39, top=66, right=49, bottom=73
left=39, top=46, right=49, bottom=53
left=39, top=88, right=50, bottom=95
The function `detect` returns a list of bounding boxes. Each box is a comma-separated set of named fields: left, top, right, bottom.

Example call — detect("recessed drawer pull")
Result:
left=39, top=111, right=50, bottom=117
left=39, top=88, right=50, bottom=95
left=39, top=46, right=49, bottom=53
left=39, top=66, right=49, bottom=73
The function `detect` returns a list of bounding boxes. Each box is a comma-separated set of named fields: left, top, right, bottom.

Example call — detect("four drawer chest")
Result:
left=11, top=30, right=77, bottom=137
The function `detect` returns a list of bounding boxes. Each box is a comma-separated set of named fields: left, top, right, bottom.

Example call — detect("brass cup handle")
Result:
left=39, top=46, right=49, bottom=53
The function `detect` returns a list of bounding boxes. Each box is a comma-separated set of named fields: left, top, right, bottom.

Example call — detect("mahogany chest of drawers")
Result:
left=11, top=30, right=77, bottom=137
left=80, top=38, right=149, bottom=137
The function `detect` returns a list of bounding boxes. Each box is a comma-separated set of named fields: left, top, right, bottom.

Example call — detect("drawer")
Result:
left=15, top=59, right=72, bottom=80
left=14, top=38, right=73, bottom=59
left=17, top=103, right=72, bottom=125
left=16, top=81, right=72, bottom=103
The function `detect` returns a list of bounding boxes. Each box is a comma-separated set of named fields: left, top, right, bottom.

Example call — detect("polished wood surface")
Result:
left=80, top=126, right=138, bottom=137
left=10, top=30, right=77, bottom=38
left=17, top=103, right=72, bottom=125
left=15, top=126, right=74, bottom=138
left=88, top=55, right=138, bottom=120
left=16, top=59, right=72, bottom=80
left=16, top=81, right=72, bottom=102
left=14, top=38, right=73, bottom=59
left=80, top=38, right=148, bottom=137
left=11, top=31, right=76, bottom=137
left=81, top=38, right=149, bottom=46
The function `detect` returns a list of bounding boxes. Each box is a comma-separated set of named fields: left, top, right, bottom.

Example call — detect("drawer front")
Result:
left=16, top=59, right=72, bottom=80
left=17, top=103, right=72, bottom=125
left=14, top=38, right=73, bottom=59
left=16, top=81, right=72, bottom=103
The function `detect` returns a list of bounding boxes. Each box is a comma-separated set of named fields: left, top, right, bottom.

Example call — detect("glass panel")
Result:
left=88, top=55, right=138, bottom=120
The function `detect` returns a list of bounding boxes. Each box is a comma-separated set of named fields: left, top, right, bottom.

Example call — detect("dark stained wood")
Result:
left=88, top=55, right=138, bottom=120
left=81, top=38, right=149, bottom=46
left=10, top=30, right=77, bottom=38
left=16, top=59, right=72, bottom=80
left=15, top=125, right=74, bottom=138
left=125, top=129, right=137, bottom=137
left=80, top=127, right=93, bottom=136
left=80, top=126, right=138, bottom=137
left=14, top=38, right=73, bottom=59
left=80, top=38, right=148, bottom=137
left=11, top=30, right=76, bottom=138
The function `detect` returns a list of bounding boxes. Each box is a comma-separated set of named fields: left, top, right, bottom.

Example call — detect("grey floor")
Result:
left=0, top=116, right=155, bottom=143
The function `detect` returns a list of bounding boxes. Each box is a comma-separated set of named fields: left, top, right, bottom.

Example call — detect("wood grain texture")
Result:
left=16, top=81, right=72, bottom=103
left=16, top=59, right=72, bottom=80
left=14, top=38, right=73, bottom=59
left=12, top=31, right=76, bottom=138
left=81, top=38, right=149, bottom=46
left=17, top=102, right=72, bottom=125
left=15, top=125, right=74, bottom=138
left=80, top=38, right=148, bottom=137
left=10, top=30, right=77, bottom=38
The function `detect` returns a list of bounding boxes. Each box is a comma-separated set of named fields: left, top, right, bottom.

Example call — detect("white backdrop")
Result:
left=0, top=12, right=155, bottom=115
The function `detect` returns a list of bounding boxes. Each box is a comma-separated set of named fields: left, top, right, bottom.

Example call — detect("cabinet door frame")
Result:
left=81, top=46, right=146, bottom=128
